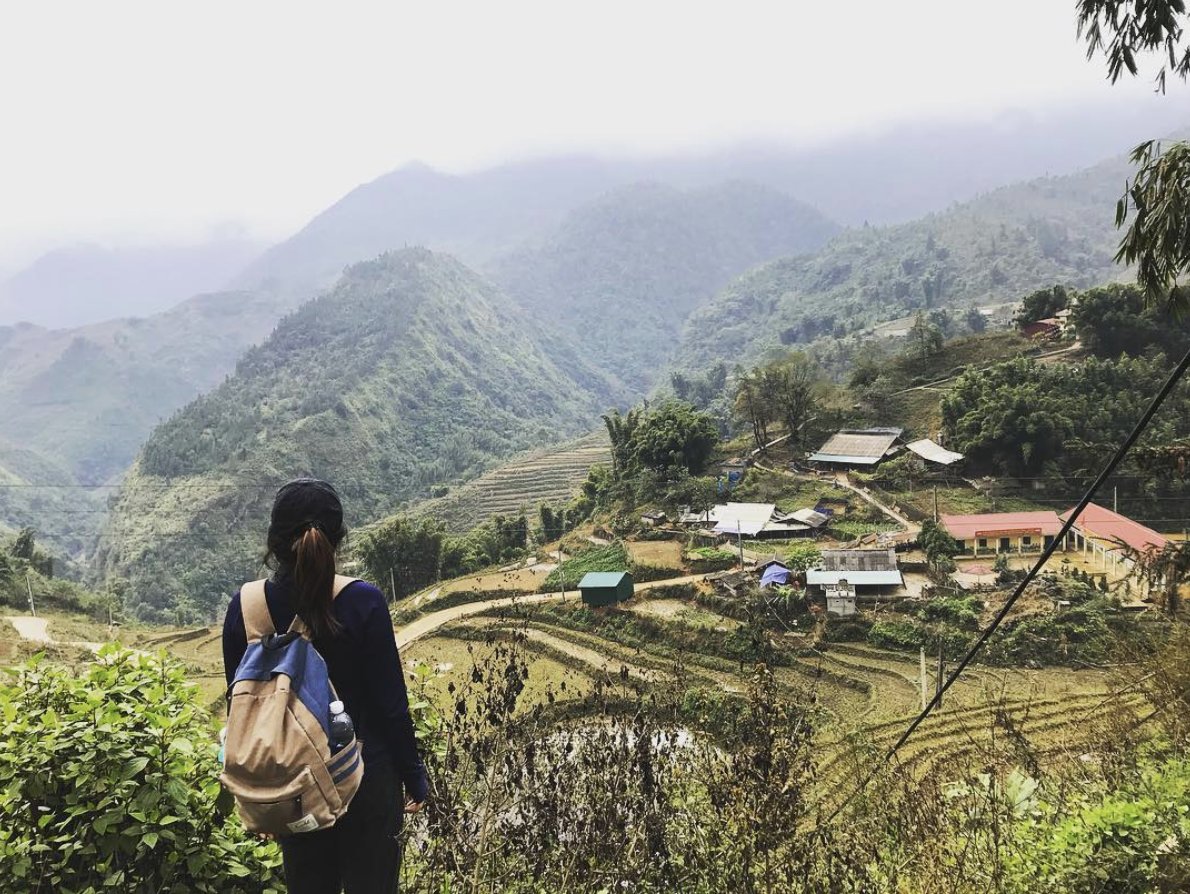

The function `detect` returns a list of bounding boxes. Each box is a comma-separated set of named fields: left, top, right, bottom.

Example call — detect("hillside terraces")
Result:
left=409, top=432, right=610, bottom=533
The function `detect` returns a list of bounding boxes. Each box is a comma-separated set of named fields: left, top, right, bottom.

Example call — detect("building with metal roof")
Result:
left=1060, top=503, right=1168, bottom=575
left=806, top=548, right=903, bottom=591
left=905, top=438, right=964, bottom=466
left=941, top=511, right=1063, bottom=556
left=808, top=428, right=903, bottom=467
left=680, top=502, right=821, bottom=539
left=579, top=571, right=634, bottom=607
left=1060, top=503, right=1167, bottom=555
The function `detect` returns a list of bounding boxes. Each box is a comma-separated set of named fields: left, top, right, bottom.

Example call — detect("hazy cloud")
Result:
left=0, top=0, right=1182, bottom=264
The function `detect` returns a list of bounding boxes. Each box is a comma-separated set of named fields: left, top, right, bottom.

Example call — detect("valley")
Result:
left=1, top=99, right=1189, bottom=894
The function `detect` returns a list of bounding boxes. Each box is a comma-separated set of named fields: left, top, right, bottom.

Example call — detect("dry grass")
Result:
left=626, top=540, right=685, bottom=569
left=403, top=635, right=594, bottom=712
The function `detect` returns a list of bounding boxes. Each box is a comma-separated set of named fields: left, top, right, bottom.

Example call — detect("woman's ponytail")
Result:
left=293, top=526, right=341, bottom=639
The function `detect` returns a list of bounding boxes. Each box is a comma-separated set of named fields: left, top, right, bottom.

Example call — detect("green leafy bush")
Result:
left=683, top=547, right=737, bottom=573
left=0, top=648, right=282, bottom=893
left=908, top=596, right=983, bottom=630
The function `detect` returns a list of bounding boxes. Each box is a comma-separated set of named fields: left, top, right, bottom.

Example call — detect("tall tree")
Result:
left=602, top=408, right=641, bottom=481
left=907, top=312, right=944, bottom=362
left=732, top=366, right=772, bottom=452
left=629, top=401, right=719, bottom=479
left=763, top=354, right=819, bottom=448
left=1077, top=0, right=1190, bottom=313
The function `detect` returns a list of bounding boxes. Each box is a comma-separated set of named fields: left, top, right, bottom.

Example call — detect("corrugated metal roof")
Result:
left=819, top=548, right=899, bottom=572
left=906, top=438, right=964, bottom=465
left=791, top=508, right=830, bottom=527
left=807, top=570, right=904, bottom=586
left=809, top=428, right=903, bottom=465
left=1060, top=503, right=1167, bottom=554
left=579, top=572, right=631, bottom=588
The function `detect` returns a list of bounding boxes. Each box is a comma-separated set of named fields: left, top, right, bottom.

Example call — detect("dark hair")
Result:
left=264, top=478, right=347, bottom=639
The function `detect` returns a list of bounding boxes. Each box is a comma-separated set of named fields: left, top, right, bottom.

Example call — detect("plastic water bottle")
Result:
left=329, top=700, right=354, bottom=752
left=217, top=726, right=227, bottom=766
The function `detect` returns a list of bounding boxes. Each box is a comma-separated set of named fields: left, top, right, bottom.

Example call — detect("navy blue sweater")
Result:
left=222, top=576, right=429, bottom=803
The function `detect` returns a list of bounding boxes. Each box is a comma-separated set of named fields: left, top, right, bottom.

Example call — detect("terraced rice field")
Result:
left=412, top=595, right=1146, bottom=804
left=629, top=598, right=740, bottom=630
left=410, top=432, right=610, bottom=533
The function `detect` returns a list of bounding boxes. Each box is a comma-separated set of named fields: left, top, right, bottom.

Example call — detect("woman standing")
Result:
left=223, top=478, right=428, bottom=893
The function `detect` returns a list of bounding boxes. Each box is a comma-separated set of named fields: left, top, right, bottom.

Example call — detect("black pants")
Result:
left=280, top=759, right=403, bottom=894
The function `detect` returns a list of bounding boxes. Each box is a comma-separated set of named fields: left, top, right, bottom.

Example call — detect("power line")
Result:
left=826, top=345, right=1190, bottom=825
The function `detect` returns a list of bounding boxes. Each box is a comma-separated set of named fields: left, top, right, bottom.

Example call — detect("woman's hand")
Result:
left=404, top=797, right=425, bottom=814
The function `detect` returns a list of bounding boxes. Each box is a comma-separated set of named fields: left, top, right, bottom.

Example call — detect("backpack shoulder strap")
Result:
left=286, top=576, right=363, bottom=636
left=333, top=575, right=360, bottom=598
left=240, top=579, right=275, bottom=641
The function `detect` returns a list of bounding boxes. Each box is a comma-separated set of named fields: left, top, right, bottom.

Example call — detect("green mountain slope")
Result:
left=489, top=181, right=839, bottom=393
left=95, top=249, right=609, bottom=621
left=0, top=290, right=292, bottom=556
left=0, top=290, right=290, bottom=486
left=673, top=154, right=1130, bottom=373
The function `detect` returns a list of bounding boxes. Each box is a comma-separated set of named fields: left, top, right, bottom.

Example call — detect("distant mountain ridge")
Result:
left=232, top=99, right=1186, bottom=301
left=0, top=238, right=266, bottom=329
left=489, top=180, right=840, bottom=393
left=95, top=249, right=612, bottom=620
left=673, top=149, right=1136, bottom=373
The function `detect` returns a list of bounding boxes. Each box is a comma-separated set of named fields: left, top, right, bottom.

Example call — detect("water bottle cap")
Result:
left=330, top=700, right=344, bottom=714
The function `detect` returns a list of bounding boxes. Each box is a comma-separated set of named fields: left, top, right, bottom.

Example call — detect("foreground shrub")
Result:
left=0, top=647, right=282, bottom=893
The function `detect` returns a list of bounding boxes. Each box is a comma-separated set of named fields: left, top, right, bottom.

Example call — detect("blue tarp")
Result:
left=760, top=563, right=792, bottom=588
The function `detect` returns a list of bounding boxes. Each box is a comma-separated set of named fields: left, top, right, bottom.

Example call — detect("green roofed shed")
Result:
left=578, top=571, right=634, bottom=607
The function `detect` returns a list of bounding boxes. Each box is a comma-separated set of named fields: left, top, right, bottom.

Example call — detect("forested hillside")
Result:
left=490, top=181, right=839, bottom=393
left=95, top=249, right=610, bottom=620
left=674, top=151, right=1131, bottom=373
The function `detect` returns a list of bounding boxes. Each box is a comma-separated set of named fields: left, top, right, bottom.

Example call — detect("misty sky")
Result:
left=0, top=0, right=1183, bottom=266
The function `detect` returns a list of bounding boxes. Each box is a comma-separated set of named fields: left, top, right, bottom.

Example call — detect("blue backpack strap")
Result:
left=240, top=580, right=274, bottom=641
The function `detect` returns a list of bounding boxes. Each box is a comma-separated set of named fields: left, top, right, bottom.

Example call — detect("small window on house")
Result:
left=1022, top=536, right=1032, bottom=546
left=978, top=538, right=988, bottom=549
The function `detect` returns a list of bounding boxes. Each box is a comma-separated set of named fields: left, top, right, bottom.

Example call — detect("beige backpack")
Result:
left=220, top=575, right=365, bottom=836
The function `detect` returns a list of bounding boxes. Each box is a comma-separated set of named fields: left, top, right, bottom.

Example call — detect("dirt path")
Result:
left=751, top=462, right=918, bottom=536
left=396, top=573, right=710, bottom=649
left=5, top=616, right=103, bottom=652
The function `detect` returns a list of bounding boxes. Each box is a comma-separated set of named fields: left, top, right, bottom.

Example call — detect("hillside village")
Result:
left=3, top=9, right=1190, bottom=883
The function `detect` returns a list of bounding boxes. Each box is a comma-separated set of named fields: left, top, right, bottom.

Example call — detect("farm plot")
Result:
left=410, top=432, right=610, bottom=533
left=626, top=540, right=686, bottom=570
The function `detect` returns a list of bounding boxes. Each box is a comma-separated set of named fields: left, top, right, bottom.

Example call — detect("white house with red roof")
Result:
left=1060, top=502, right=1168, bottom=573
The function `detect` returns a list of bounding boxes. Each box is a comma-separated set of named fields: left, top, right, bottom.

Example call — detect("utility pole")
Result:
left=1113, top=486, right=1118, bottom=514
left=389, top=567, right=397, bottom=605
left=26, top=574, right=35, bottom=617
left=936, top=639, right=944, bottom=709
left=737, top=521, right=744, bottom=569
left=919, top=647, right=928, bottom=710
left=933, top=486, right=939, bottom=523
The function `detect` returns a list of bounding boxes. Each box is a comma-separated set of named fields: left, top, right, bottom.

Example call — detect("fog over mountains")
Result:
left=0, top=238, right=265, bottom=328
left=0, top=97, right=1183, bottom=583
